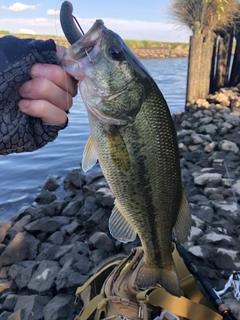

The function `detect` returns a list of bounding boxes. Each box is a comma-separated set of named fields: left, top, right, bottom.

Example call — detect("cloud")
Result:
left=2, top=2, right=39, bottom=12
left=0, top=17, right=191, bottom=42
left=47, top=9, right=60, bottom=16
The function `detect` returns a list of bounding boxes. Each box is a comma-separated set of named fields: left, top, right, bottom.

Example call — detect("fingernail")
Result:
left=19, top=81, right=31, bottom=95
left=31, top=63, right=47, bottom=77
left=19, top=99, right=30, bottom=110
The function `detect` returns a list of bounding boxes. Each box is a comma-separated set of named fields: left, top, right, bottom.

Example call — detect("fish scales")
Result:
left=60, top=18, right=191, bottom=297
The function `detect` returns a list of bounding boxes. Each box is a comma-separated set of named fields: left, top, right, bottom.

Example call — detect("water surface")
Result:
left=0, top=58, right=188, bottom=220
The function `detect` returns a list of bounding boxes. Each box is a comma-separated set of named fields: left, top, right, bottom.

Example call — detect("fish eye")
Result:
left=108, top=45, right=123, bottom=61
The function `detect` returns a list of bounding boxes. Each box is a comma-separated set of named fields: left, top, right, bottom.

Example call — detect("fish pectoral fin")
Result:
left=109, top=203, right=137, bottom=243
left=82, top=135, right=98, bottom=172
left=174, top=189, right=191, bottom=244
left=106, top=128, right=130, bottom=172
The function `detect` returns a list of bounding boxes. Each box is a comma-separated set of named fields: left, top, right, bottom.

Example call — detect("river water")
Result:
left=0, top=58, right=188, bottom=220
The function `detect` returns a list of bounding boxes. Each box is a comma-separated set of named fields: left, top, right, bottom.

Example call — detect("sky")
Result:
left=0, top=1, right=192, bottom=42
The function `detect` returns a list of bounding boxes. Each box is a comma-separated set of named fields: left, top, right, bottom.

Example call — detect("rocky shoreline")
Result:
left=1, top=86, right=240, bottom=319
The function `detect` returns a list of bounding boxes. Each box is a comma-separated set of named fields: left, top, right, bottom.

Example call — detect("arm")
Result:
left=0, top=36, right=77, bottom=155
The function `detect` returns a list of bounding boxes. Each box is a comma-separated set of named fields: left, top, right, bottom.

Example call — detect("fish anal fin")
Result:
left=136, top=261, right=181, bottom=297
left=82, top=135, right=98, bottom=172
left=106, top=128, right=130, bottom=172
left=174, top=189, right=191, bottom=244
left=109, top=203, right=136, bottom=243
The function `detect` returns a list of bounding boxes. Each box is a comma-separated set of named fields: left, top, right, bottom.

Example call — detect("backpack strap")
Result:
left=172, top=243, right=216, bottom=310
left=75, top=257, right=124, bottom=305
left=136, top=288, right=223, bottom=320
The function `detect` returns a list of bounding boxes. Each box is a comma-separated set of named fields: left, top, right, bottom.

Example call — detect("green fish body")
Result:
left=60, top=19, right=191, bottom=297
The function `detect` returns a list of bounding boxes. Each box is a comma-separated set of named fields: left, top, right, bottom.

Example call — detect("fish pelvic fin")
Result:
left=135, top=261, right=181, bottom=298
left=174, top=189, right=191, bottom=244
left=109, top=202, right=137, bottom=243
left=82, top=135, right=98, bottom=172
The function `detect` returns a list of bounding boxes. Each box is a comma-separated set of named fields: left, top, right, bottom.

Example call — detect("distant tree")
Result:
left=170, top=0, right=239, bottom=107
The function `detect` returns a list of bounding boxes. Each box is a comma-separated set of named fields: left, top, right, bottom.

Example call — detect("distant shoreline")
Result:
left=0, top=33, right=189, bottom=59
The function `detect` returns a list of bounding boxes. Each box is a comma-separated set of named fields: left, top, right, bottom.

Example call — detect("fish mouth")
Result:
left=60, top=1, right=134, bottom=126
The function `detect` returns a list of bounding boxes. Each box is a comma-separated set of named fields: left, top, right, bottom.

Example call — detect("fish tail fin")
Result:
left=136, top=262, right=181, bottom=297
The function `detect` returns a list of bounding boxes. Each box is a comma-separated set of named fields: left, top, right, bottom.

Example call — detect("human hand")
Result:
left=18, top=45, right=78, bottom=126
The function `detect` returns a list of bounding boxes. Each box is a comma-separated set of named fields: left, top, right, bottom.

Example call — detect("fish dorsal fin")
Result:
left=174, top=189, right=191, bottom=244
left=106, top=127, right=130, bottom=172
left=109, top=202, right=137, bottom=243
left=82, top=135, right=98, bottom=172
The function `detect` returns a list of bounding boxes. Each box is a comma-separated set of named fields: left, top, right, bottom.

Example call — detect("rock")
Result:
left=3, top=295, right=18, bottom=312
left=47, top=231, right=64, bottom=245
left=89, top=232, right=114, bottom=252
left=197, top=124, right=218, bottom=134
left=43, top=294, right=77, bottom=320
left=14, top=295, right=50, bottom=320
left=35, top=190, right=57, bottom=205
left=0, top=221, right=12, bottom=243
left=188, top=226, right=203, bottom=242
left=95, top=188, right=115, bottom=207
left=64, top=168, right=83, bottom=189
left=204, top=142, right=217, bottom=153
left=194, top=172, right=222, bottom=186
left=24, top=217, right=62, bottom=234
left=218, top=140, right=239, bottom=153
left=0, top=232, right=29, bottom=267
left=41, top=175, right=60, bottom=192
left=28, top=260, right=61, bottom=294
left=11, top=216, right=31, bottom=233
left=0, top=280, right=11, bottom=294
left=232, top=180, right=240, bottom=196
left=7, top=309, right=24, bottom=320
left=62, top=201, right=82, bottom=217
left=0, top=311, right=12, bottom=320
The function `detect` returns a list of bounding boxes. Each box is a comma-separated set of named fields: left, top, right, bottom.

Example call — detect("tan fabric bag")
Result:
left=74, top=245, right=223, bottom=320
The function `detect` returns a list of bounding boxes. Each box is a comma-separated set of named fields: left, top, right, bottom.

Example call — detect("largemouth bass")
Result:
left=59, top=3, right=191, bottom=297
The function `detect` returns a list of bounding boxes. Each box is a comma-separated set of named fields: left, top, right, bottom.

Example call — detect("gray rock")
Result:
left=19, top=262, right=39, bottom=289
left=73, top=255, right=92, bottom=275
left=72, top=242, right=89, bottom=256
left=41, top=175, right=60, bottom=192
left=194, top=172, right=222, bottom=186
left=35, top=190, right=57, bottom=205
left=54, top=244, right=75, bottom=261
left=197, top=124, right=218, bottom=134
left=7, top=309, right=24, bottom=320
left=11, top=216, right=31, bottom=233
left=0, top=232, right=29, bottom=267
left=218, top=140, right=239, bottom=153
left=212, top=200, right=239, bottom=219
left=61, top=220, right=81, bottom=235
left=84, top=208, right=109, bottom=234
left=24, top=217, right=62, bottom=234
left=62, top=201, right=82, bottom=217
left=14, top=295, right=50, bottom=320
left=89, top=232, right=114, bottom=252
left=47, top=231, right=64, bottom=245
left=23, top=232, right=40, bottom=260
left=3, top=295, right=18, bottom=312
left=0, top=311, right=11, bottom=320
left=95, top=188, right=115, bottom=207
left=198, top=232, right=234, bottom=246
left=43, top=294, right=75, bottom=320
left=28, top=260, right=60, bottom=294
left=194, top=205, right=214, bottom=223
left=188, top=226, right=203, bottom=242
left=36, top=244, right=60, bottom=261
left=181, top=120, right=192, bottom=129
left=232, top=180, right=240, bottom=196
left=222, top=292, right=240, bottom=319
left=0, top=221, right=12, bottom=243
left=64, top=169, right=83, bottom=189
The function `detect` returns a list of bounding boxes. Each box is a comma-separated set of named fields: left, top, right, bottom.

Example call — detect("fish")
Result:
left=59, top=3, right=191, bottom=297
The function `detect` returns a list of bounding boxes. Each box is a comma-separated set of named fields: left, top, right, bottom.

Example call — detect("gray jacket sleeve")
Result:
left=0, top=36, right=68, bottom=155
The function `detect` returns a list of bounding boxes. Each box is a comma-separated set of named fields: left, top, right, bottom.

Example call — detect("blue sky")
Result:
left=0, top=1, right=192, bottom=42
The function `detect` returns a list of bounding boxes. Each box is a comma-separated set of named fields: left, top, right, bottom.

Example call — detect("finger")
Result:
left=19, top=78, right=73, bottom=112
left=56, top=45, right=66, bottom=56
left=18, top=99, right=68, bottom=125
left=31, top=63, right=78, bottom=97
